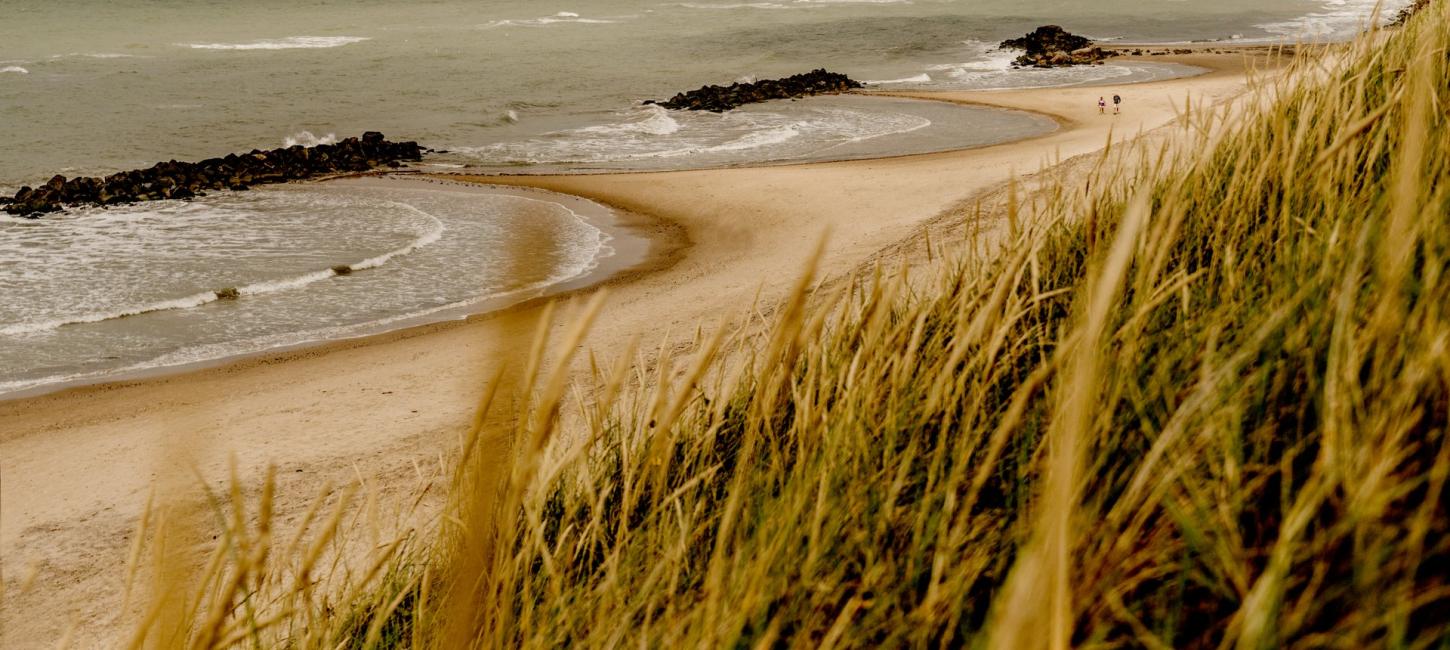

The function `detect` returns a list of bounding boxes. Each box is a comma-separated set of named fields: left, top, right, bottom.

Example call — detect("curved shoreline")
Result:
left=0, top=94, right=1063, bottom=402
left=0, top=48, right=1275, bottom=647
left=0, top=178, right=677, bottom=401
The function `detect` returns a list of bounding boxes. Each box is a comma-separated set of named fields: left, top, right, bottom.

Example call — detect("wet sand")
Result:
left=0, top=48, right=1275, bottom=646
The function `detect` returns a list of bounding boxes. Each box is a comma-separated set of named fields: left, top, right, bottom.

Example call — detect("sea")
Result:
left=0, top=0, right=1405, bottom=396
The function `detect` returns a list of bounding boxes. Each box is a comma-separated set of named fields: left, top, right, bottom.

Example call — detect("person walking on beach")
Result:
left=1098, top=96, right=1106, bottom=114
left=1113, top=93, right=1122, bottom=114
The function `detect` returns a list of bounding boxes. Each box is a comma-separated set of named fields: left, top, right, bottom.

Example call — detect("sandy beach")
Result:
left=0, top=48, right=1275, bottom=646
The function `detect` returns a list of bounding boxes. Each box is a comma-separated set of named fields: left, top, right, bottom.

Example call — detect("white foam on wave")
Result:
left=283, top=130, right=338, bottom=147
left=349, top=210, right=446, bottom=271
left=932, top=61, right=1153, bottom=91
left=925, top=40, right=1016, bottom=75
left=673, top=0, right=908, bottom=7
left=50, top=52, right=142, bottom=60
left=1256, top=0, right=1411, bottom=39
left=864, top=73, right=931, bottom=85
left=456, top=101, right=932, bottom=166
left=483, top=12, right=623, bottom=28
left=0, top=290, right=223, bottom=336
left=917, top=40, right=1203, bottom=91
left=0, top=201, right=445, bottom=337
left=183, top=36, right=371, bottom=51
left=672, top=2, right=800, bottom=9
left=578, top=105, right=682, bottom=136
left=646, top=123, right=805, bottom=158
left=1, top=66, right=29, bottom=75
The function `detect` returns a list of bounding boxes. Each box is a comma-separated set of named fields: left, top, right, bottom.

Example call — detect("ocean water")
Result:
left=0, top=178, right=626, bottom=394
left=0, top=0, right=1404, bottom=395
left=0, top=0, right=1406, bottom=188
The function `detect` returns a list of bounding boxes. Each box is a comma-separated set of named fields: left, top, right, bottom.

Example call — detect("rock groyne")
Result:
left=4, top=132, right=423, bottom=217
left=646, top=69, right=863, bottom=113
left=1000, top=26, right=1114, bottom=68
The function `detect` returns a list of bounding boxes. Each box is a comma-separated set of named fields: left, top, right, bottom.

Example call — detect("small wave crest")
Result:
left=283, top=130, right=339, bottom=147
left=864, top=73, right=931, bottom=85
left=1, top=66, right=29, bottom=75
left=51, top=52, right=142, bottom=60
left=483, top=12, right=622, bottom=28
left=578, top=105, right=682, bottom=137
left=183, top=36, right=371, bottom=51
left=675, top=0, right=910, bottom=5
left=924, top=40, right=1016, bottom=77
left=0, top=202, right=445, bottom=337
left=671, top=2, right=799, bottom=9
left=641, top=123, right=805, bottom=159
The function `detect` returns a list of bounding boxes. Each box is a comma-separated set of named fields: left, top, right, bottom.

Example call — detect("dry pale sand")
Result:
left=0, top=50, right=1272, bottom=646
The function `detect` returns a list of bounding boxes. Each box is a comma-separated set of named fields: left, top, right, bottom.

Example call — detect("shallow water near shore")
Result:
left=438, top=94, right=1060, bottom=173
left=0, top=178, right=647, bottom=397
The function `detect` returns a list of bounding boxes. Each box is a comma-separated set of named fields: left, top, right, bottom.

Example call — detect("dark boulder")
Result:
left=647, top=69, right=863, bottom=113
left=1000, top=26, right=1114, bottom=68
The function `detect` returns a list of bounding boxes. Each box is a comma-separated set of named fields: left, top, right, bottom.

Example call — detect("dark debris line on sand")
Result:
left=645, top=69, right=863, bottom=113
left=2, top=132, right=424, bottom=218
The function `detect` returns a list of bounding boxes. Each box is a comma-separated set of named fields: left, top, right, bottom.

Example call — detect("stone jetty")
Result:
left=3, top=132, right=423, bottom=217
left=1000, top=26, right=1114, bottom=68
left=646, top=69, right=863, bottom=113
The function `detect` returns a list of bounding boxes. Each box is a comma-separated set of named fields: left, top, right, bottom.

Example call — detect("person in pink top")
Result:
left=1098, top=96, right=1107, bottom=114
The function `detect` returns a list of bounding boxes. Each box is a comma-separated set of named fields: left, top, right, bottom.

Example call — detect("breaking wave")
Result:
left=183, top=36, right=371, bottom=51
left=0, top=202, right=443, bottom=336
left=283, top=131, right=339, bottom=147
left=671, top=2, right=801, bottom=9
left=1256, top=0, right=1412, bottom=39
left=483, top=12, right=623, bottom=28
left=864, top=73, right=932, bottom=85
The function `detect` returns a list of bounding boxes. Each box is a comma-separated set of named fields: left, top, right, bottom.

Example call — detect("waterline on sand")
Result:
left=0, top=178, right=651, bottom=398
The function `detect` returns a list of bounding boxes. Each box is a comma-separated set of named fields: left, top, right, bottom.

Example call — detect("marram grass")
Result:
left=125, top=3, right=1450, bottom=647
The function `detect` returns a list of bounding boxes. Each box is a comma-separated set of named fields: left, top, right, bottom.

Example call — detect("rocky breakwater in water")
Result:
left=1000, top=25, right=1114, bottom=68
left=645, top=69, right=863, bottom=113
left=2, top=132, right=423, bottom=218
